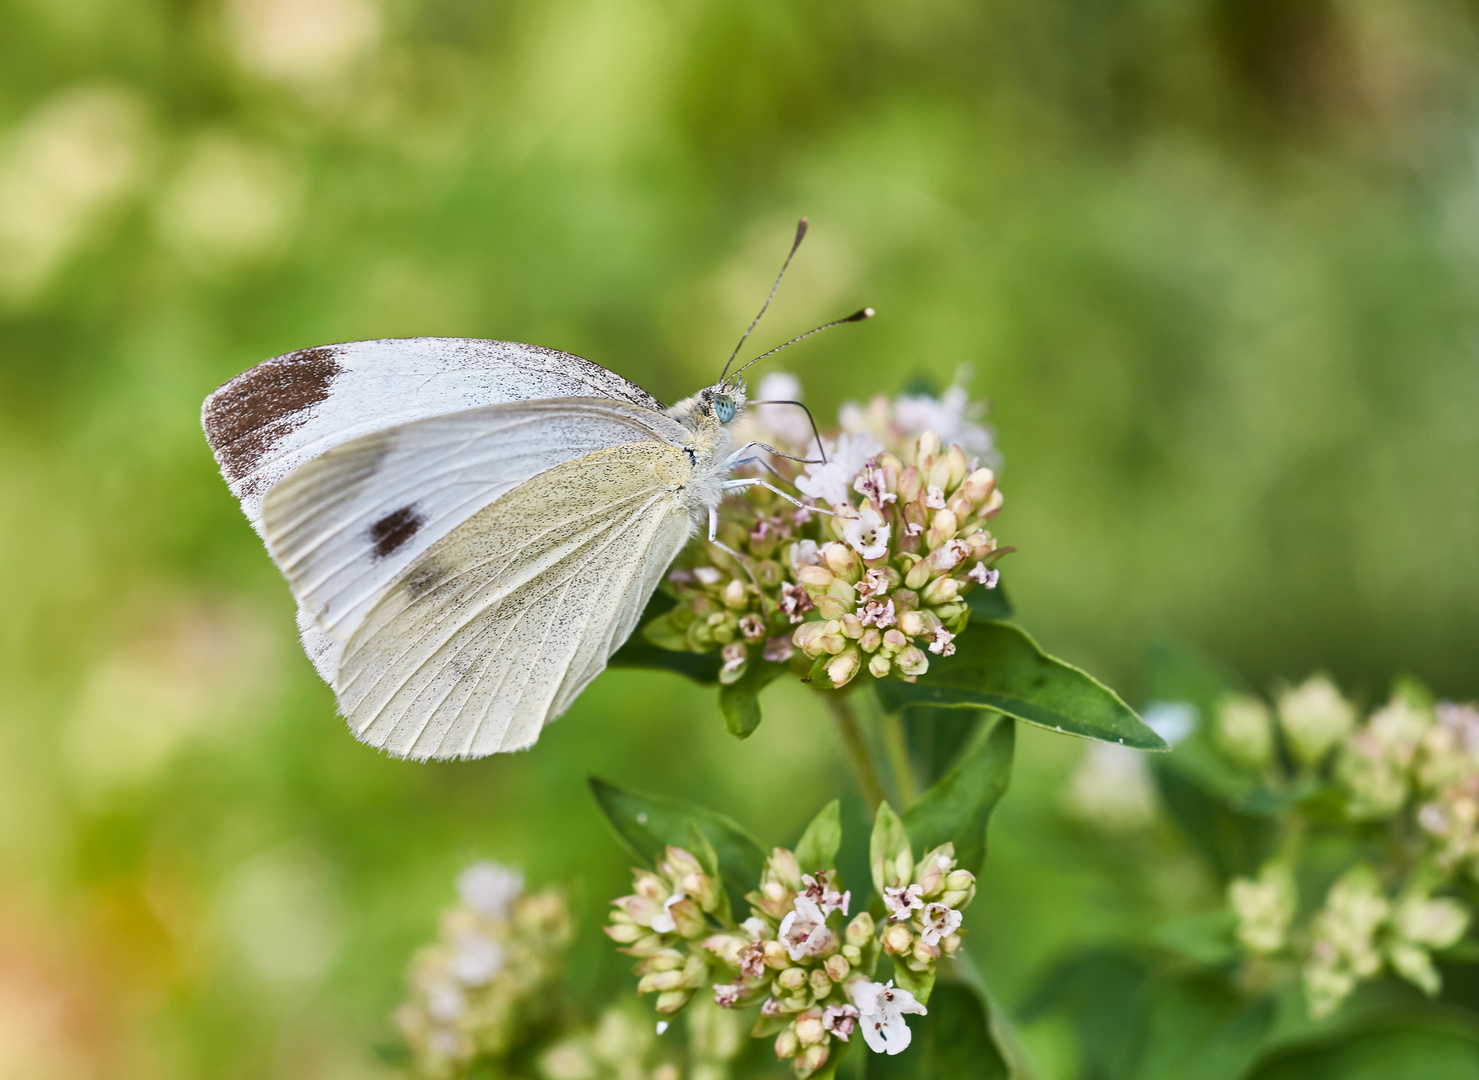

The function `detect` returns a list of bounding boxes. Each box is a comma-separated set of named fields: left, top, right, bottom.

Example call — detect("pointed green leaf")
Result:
left=866, top=983, right=1009, bottom=1079
left=876, top=621, right=1166, bottom=751
left=794, top=800, right=842, bottom=873
left=903, top=716, right=1014, bottom=874
left=870, top=801, right=913, bottom=895
left=718, top=659, right=786, bottom=739
left=588, top=777, right=764, bottom=908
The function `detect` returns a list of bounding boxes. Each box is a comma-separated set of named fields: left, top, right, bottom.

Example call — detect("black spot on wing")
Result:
left=370, top=505, right=425, bottom=559
left=203, top=346, right=341, bottom=481
left=403, top=559, right=450, bottom=600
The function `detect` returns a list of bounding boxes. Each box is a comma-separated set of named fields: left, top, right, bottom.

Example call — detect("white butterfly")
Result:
left=202, top=222, right=871, bottom=760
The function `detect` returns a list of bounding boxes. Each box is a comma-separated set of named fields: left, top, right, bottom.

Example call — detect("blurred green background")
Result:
left=2, top=0, right=1478, bottom=1077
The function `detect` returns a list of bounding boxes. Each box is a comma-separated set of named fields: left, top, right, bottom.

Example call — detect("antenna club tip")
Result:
left=796, top=218, right=809, bottom=237
left=847, top=307, right=876, bottom=322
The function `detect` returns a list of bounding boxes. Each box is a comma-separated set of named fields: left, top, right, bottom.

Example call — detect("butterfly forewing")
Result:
left=334, top=441, right=695, bottom=758
left=259, top=398, right=687, bottom=645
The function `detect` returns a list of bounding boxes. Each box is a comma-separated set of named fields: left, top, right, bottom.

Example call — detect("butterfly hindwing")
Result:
left=334, top=441, right=696, bottom=759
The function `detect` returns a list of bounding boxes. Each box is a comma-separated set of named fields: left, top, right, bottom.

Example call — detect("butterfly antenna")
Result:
left=718, top=218, right=809, bottom=387
left=723, top=307, right=875, bottom=388
left=746, top=400, right=828, bottom=464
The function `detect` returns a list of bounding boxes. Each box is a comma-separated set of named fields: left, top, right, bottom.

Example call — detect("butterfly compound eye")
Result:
left=713, top=394, right=736, bottom=423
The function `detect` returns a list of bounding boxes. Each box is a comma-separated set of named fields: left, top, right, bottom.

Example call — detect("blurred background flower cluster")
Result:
left=3, top=1, right=1479, bottom=1078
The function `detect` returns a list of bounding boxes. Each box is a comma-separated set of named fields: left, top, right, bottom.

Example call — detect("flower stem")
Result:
left=880, top=711, right=919, bottom=810
left=823, top=692, right=888, bottom=809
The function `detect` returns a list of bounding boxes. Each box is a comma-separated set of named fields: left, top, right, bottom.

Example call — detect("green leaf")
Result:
left=892, top=960, right=936, bottom=1005
left=966, top=580, right=1013, bottom=621
left=903, top=716, right=1014, bottom=874
left=1248, top=1026, right=1479, bottom=1080
left=794, top=800, right=842, bottom=872
left=870, top=801, right=913, bottom=895
left=866, top=982, right=1009, bottom=1079
left=875, top=621, right=1166, bottom=751
left=718, top=659, right=786, bottom=739
left=588, top=777, right=765, bottom=908
left=608, top=637, right=720, bottom=683
left=1152, top=909, right=1238, bottom=966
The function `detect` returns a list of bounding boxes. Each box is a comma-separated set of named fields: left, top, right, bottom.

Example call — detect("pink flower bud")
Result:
left=793, top=622, right=828, bottom=657
left=859, top=627, right=882, bottom=653
left=826, top=649, right=862, bottom=688
left=825, top=953, right=852, bottom=982
left=814, top=594, right=848, bottom=620
left=881, top=922, right=913, bottom=955
left=916, top=431, right=942, bottom=460
left=840, top=613, right=864, bottom=639
left=882, top=628, right=908, bottom=651
left=768, top=847, right=803, bottom=888
left=947, top=444, right=969, bottom=489
left=797, top=1043, right=830, bottom=1077
left=796, top=1013, right=826, bottom=1045
left=763, top=940, right=791, bottom=969
left=775, top=1029, right=800, bottom=1060
left=822, top=541, right=862, bottom=583
left=897, top=464, right=921, bottom=504
left=634, top=872, right=667, bottom=901
left=639, top=969, right=686, bottom=993
left=928, top=454, right=952, bottom=491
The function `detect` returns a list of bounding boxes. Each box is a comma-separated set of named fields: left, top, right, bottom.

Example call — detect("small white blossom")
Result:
left=850, top=979, right=927, bottom=1056
left=694, top=566, right=723, bottom=586
left=928, top=627, right=956, bottom=657
left=893, top=384, right=996, bottom=460
left=904, top=521, right=923, bottom=537
left=937, top=538, right=971, bottom=570
left=919, top=903, right=962, bottom=947
left=790, top=539, right=821, bottom=574
left=859, top=599, right=896, bottom=628
left=967, top=562, right=999, bottom=587
left=448, top=931, right=506, bottom=986
left=924, top=485, right=947, bottom=510
left=779, top=581, right=813, bottom=623
left=425, top=979, right=467, bottom=1022
left=457, top=861, right=524, bottom=920
left=842, top=506, right=891, bottom=560
left=883, top=884, right=924, bottom=922
left=854, top=462, right=896, bottom=506
left=778, top=896, right=836, bottom=961
left=802, top=871, right=851, bottom=917
left=713, top=982, right=743, bottom=1008
left=763, top=635, right=795, bottom=663
left=797, top=432, right=884, bottom=506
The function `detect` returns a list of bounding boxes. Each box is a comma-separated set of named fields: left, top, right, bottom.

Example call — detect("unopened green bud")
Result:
left=824, top=954, right=851, bottom=982
left=1217, top=695, right=1274, bottom=769
left=898, top=465, right=922, bottom=504
left=897, top=646, right=929, bottom=677
left=904, top=558, right=932, bottom=590
left=941, top=869, right=976, bottom=909
left=917, top=844, right=956, bottom=897
left=927, top=452, right=952, bottom=491
left=797, top=565, right=834, bottom=594
left=797, top=1043, right=830, bottom=1078
left=774, top=1029, right=800, bottom=1060
left=668, top=898, right=707, bottom=938
left=808, top=968, right=832, bottom=999
left=682, top=871, right=721, bottom=913
left=722, top=579, right=748, bottom=610
left=763, top=940, right=791, bottom=969
left=777, top=967, right=807, bottom=991
left=639, top=969, right=687, bottom=993
left=814, top=594, right=849, bottom=620
left=841, top=944, right=862, bottom=964
left=793, top=622, right=829, bottom=658
left=604, top=920, right=645, bottom=944
left=868, top=653, right=892, bottom=679
left=768, top=848, right=802, bottom=889
left=845, top=912, right=875, bottom=946
left=840, top=613, right=864, bottom=639
left=655, top=989, right=692, bottom=1014
left=911, top=939, right=941, bottom=966
left=1277, top=675, right=1355, bottom=767
left=922, top=575, right=960, bottom=605
left=860, top=627, right=883, bottom=653
left=634, top=872, right=667, bottom=901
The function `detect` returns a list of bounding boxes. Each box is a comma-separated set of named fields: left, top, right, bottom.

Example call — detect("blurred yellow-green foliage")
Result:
left=2, top=1, right=1478, bottom=1077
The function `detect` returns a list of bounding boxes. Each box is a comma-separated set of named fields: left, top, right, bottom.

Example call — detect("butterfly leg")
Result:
left=721, top=477, right=835, bottom=515
left=706, top=505, right=770, bottom=616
